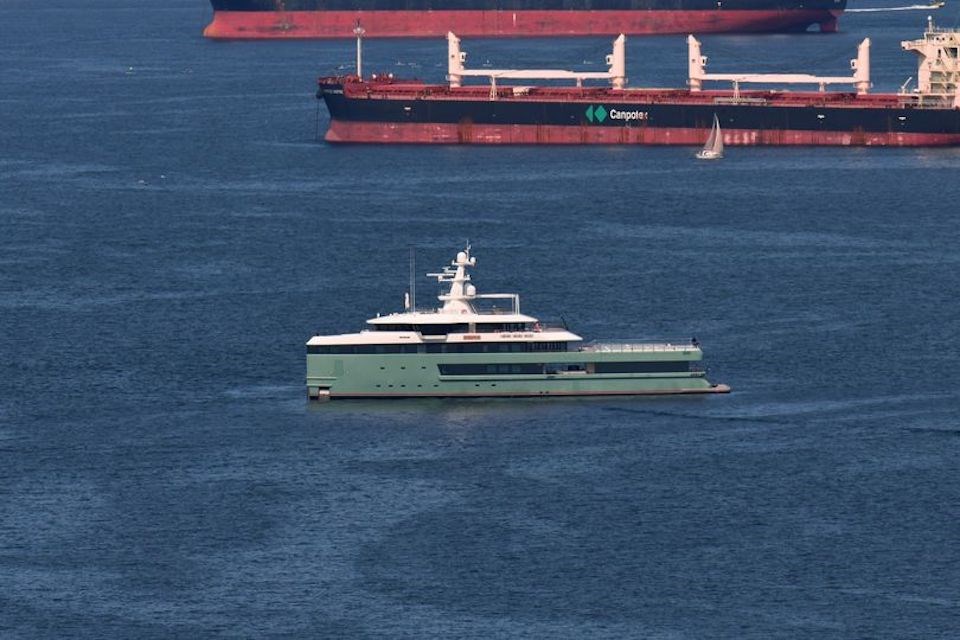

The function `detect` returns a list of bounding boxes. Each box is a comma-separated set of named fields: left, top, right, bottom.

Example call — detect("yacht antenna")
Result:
left=409, top=245, right=416, bottom=312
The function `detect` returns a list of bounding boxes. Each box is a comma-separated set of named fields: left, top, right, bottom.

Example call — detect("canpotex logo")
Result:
left=585, top=106, right=650, bottom=124
left=585, top=105, right=608, bottom=123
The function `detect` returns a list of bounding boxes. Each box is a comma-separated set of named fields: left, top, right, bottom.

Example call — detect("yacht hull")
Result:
left=307, top=352, right=729, bottom=399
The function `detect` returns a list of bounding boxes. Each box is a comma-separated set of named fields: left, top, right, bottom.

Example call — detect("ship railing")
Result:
left=925, top=23, right=959, bottom=35
left=579, top=340, right=699, bottom=353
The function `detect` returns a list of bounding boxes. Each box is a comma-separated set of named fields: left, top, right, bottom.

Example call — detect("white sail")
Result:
left=712, top=115, right=724, bottom=154
left=704, top=115, right=718, bottom=149
left=697, top=114, right=723, bottom=159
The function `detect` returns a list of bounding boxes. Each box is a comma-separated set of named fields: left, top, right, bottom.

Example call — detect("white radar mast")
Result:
left=425, top=244, right=522, bottom=316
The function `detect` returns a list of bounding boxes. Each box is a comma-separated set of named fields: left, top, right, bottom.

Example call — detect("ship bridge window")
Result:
left=375, top=324, right=415, bottom=331
left=419, top=323, right=469, bottom=336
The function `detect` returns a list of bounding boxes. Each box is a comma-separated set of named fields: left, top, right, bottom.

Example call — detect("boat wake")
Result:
left=847, top=2, right=944, bottom=12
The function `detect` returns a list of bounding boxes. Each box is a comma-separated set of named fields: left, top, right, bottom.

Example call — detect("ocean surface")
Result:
left=2, top=1, right=959, bottom=637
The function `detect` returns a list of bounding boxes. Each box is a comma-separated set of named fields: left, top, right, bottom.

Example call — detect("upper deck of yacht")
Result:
left=307, top=245, right=695, bottom=353
left=311, top=245, right=587, bottom=345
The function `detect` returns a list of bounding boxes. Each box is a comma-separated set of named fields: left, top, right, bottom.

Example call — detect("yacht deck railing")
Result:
left=580, top=340, right=699, bottom=353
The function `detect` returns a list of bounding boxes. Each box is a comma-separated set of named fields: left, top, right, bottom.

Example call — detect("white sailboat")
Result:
left=696, top=114, right=724, bottom=160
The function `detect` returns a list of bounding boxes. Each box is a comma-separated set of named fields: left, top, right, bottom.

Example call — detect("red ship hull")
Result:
left=204, top=9, right=841, bottom=39
left=325, top=121, right=960, bottom=147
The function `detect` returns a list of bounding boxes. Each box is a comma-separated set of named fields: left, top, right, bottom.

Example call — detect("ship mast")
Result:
left=408, top=246, right=417, bottom=312
left=426, top=245, right=521, bottom=316
left=428, top=246, right=476, bottom=315
left=354, top=22, right=365, bottom=79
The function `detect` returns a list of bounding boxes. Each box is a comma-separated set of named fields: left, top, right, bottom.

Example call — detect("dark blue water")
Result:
left=2, top=1, right=960, bottom=637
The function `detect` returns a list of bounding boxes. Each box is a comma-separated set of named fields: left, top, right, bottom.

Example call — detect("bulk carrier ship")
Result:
left=316, top=20, right=960, bottom=146
left=317, top=19, right=960, bottom=146
left=204, top=0, right=845, bottom=39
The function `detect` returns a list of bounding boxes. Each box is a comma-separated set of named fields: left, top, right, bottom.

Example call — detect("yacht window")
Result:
left=308, top=344, right=418, bottom=354
left=438, top=363, right=543, bottom=375
left=422, top=342, right=567, bottom=354
left=475, top=322, right=527, bottom=332
left=593, top=361, right=690, bottom=373
left=419, top=323, right=469, bottom=336
left=375, top=324, right=415, bottom=332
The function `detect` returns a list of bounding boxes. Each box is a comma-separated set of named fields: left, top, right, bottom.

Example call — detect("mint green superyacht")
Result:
left=306, top=245, right=729, bottom=400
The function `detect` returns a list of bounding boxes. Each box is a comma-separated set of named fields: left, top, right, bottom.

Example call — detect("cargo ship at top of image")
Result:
left=316, top=19, right=960, bottom=146
left=203, top=0, right=846, bottom=39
